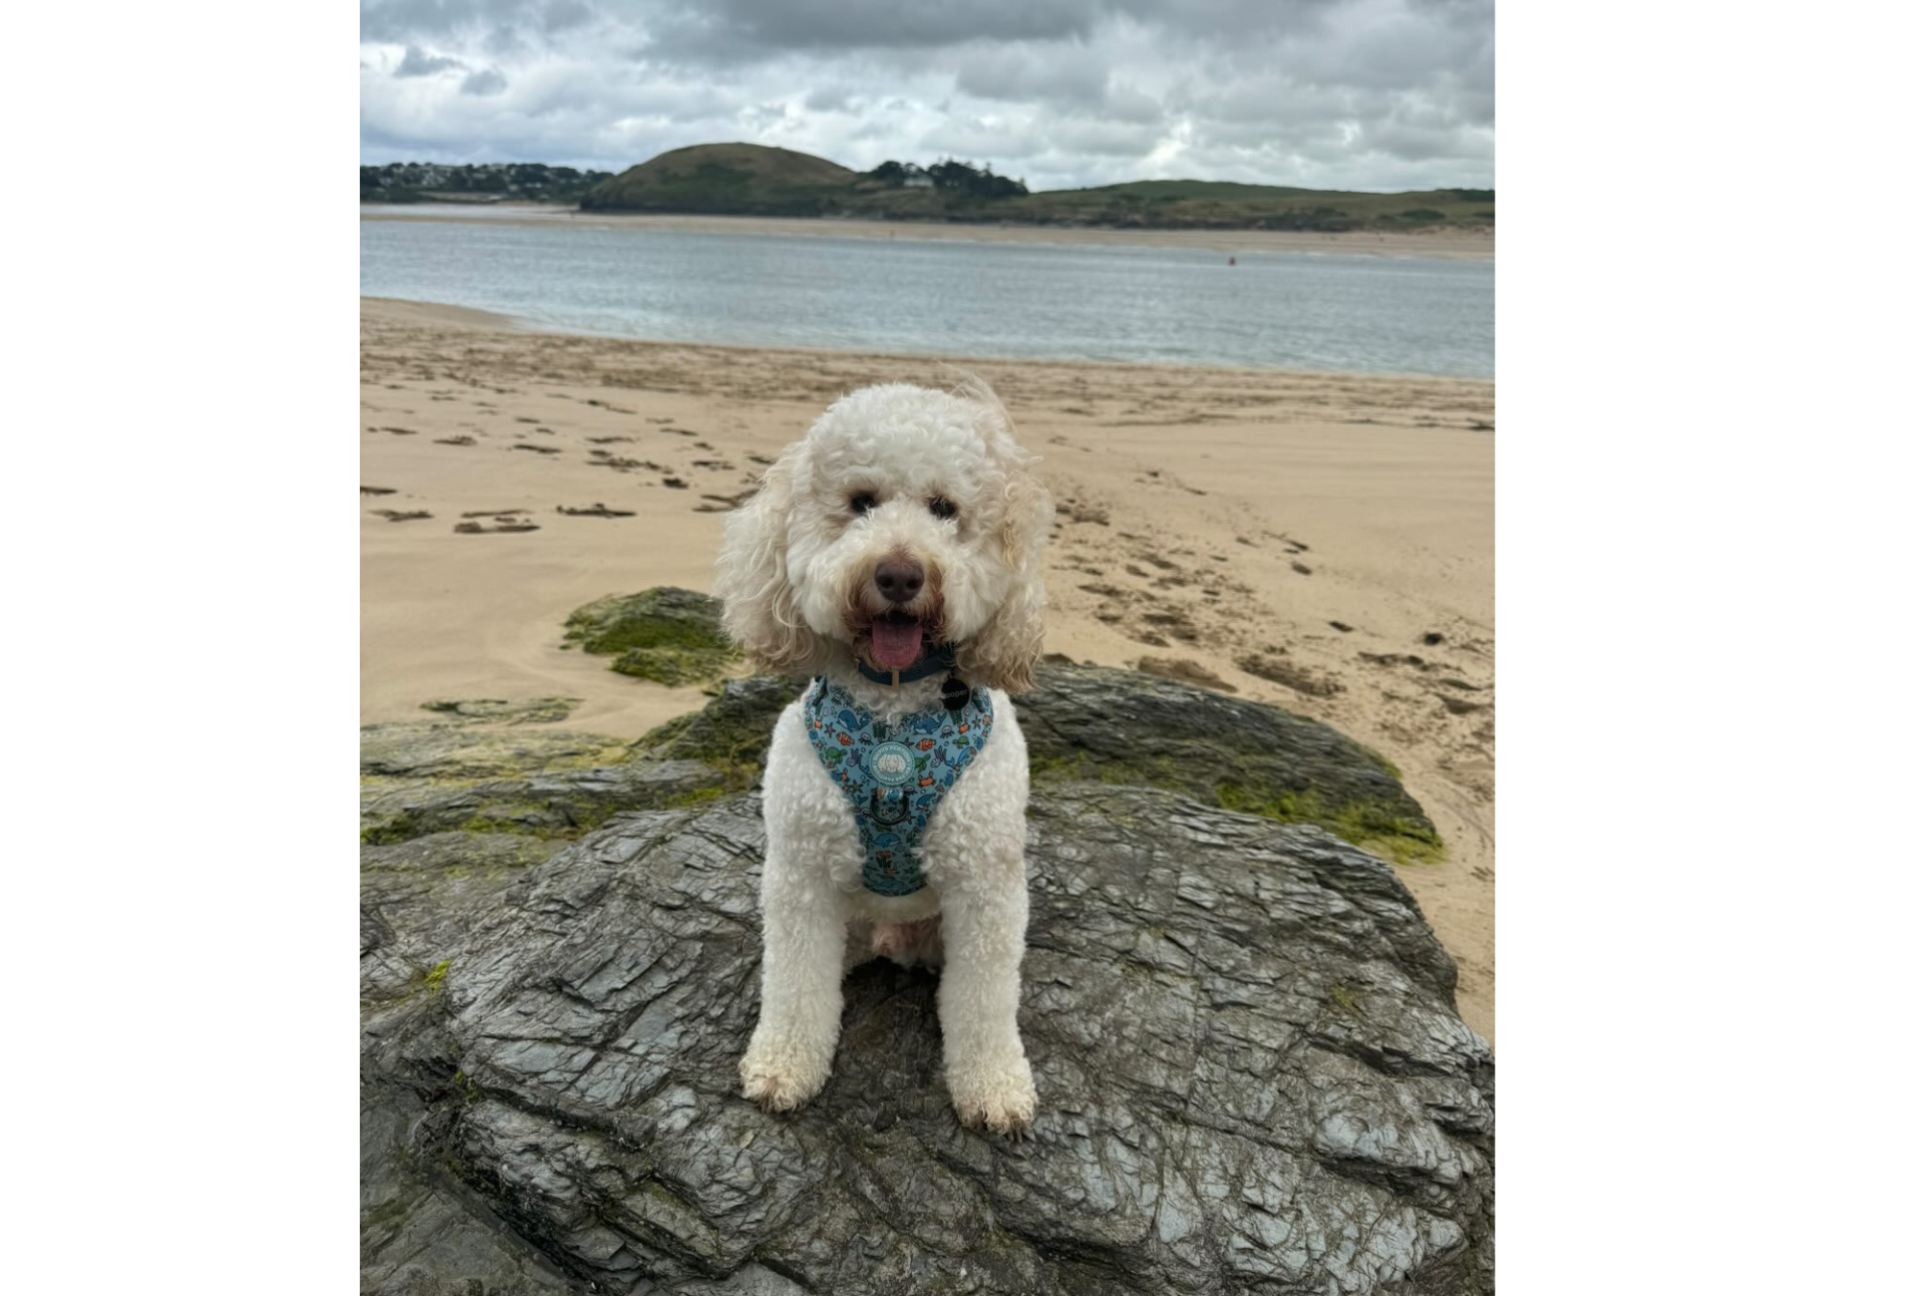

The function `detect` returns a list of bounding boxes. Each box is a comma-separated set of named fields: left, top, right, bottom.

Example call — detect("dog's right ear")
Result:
left=715, top=443, right=826, bottom=674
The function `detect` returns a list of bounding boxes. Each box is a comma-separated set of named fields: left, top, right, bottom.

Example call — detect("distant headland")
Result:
left=361, top=141, right=1493, bottom=234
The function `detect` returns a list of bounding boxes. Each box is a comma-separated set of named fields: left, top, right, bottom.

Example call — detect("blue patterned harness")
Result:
left=803, top=677, right=994, bottom=896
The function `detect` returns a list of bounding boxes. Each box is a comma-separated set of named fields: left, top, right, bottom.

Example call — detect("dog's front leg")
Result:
left=740, top=850, right=850, bottom=1112
left=938, top=874, right=1037, bottom=1134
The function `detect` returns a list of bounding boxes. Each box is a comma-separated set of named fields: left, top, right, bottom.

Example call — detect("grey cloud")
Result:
left=647, top=1, right=1110, bottom=57
left=394, top=45, right=468, bottom=76
left=364, top=1, right=1352, bottom=60
left=461, top=67, right=509, bottom=95
left=950, top=43, right=1109, bottom=108
left=364, top=1, right=539, bottom=43
left=1102, top=83, right=1163, bottom=126
left=543, top=0, right=595, bottom=32
left=645, top=0, right=1358, bottom=58
left=1046, top=118, right=1167, bottom=158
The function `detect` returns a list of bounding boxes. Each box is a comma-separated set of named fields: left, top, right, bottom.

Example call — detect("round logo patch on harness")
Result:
left=869, top=741, right=915, bottom=786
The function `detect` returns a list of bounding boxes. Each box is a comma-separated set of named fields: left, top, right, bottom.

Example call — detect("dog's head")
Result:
left=715, top=378, right=1051, bottom=692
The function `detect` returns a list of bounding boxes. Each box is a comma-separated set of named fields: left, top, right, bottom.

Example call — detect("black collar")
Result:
left=854, top=641, right=958, bottom=687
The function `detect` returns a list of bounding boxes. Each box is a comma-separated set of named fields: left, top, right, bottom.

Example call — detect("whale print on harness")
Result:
left=805, top=677, right=994, bottom=895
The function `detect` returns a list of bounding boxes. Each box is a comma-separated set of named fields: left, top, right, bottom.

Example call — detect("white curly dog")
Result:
left=715, top=378, right=1052, bottom=1135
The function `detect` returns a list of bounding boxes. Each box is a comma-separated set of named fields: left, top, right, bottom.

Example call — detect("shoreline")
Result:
left=361, top=295, right=1496, bottom=386
left=360, top=295, right=1495, bottom=1044
left=360, top=204, right=1496, bottom=261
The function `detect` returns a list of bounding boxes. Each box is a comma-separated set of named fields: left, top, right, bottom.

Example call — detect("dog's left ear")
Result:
left=958, top=422, right=1053, bottom=695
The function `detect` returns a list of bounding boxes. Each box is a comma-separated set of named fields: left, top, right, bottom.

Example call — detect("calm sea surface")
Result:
left=360, top=209, right=1493, bottom=379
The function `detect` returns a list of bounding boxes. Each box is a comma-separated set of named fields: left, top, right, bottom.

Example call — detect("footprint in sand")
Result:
left=369, top=509, right=432, bottom=522
left=692, top=488, right=759, bottom=513
left=1140, top=609, right=1200, bottom=643
left=360, top=486, right=397, bottom=496
left=453, top=510, right=537, bottom=529
left=454, top=519, right=540, bottom=534
left=435, top=435, right=477, bottom=446
left=1056, top=500, right=1110, bottom=526
left=556, top=504, right=636, bottom=518
left=512, top=444, right=561, bottom=456
left=587, top=450, right=669, bottom=471
left=1238, top=652, right=1344, bottom=697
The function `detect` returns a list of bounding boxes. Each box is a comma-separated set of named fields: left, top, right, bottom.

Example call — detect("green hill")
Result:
left=579, top=143, right=859, bottom=216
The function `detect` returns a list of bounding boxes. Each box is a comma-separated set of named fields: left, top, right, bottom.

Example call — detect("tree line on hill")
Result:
left=861, top=159, right=1028, bottom=199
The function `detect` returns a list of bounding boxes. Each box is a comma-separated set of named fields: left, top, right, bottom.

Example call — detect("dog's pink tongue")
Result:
left=870, top=618, right=924, bottom=670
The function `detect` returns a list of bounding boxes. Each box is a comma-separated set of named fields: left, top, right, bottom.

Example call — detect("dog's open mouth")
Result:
left=866, top=611, right=925, bottom=670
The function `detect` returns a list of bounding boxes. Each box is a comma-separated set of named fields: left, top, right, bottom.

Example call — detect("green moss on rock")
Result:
left=1215, top=782, right=1444, bottom=865
left=1021, top=662, right=1441, bottom=864
left=563, top=587, right=739, bottom=687
left=629, top=674, right=803, bottom=790
left=611, top=645, right=732, bottom=686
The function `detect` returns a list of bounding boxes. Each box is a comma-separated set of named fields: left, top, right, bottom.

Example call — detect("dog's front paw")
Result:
left=949, top=1058, right=1037, bottom=1135
left=740, top=1038, right=830, bottom=1113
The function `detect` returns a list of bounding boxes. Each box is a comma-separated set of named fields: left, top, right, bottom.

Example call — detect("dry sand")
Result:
left=360, top=204, right=1495, bottom=260
left=360, top=296, right=1496, bottom=1043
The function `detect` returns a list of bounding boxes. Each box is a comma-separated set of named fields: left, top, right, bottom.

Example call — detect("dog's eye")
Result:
left=849, top=492, right=876, bottom=515
left=928, top=496, right=958, bottom=521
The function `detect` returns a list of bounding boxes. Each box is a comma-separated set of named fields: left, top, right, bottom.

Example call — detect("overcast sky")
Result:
left=360, top=0, right=1492, bottom=193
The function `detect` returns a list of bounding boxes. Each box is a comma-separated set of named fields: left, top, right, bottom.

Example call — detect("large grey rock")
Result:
left=362, top=785, right=1493, bottom=1294
left=362, top=626, right=1489, bottom=1293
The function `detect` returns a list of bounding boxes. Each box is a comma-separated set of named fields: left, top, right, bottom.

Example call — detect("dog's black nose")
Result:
left=874, top=559, right=924, bottom=605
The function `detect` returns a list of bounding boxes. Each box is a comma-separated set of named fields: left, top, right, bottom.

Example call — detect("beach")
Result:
left=360, top=295, right=1496, bottom=1044
left=361, top=204, right=1496, bottom=260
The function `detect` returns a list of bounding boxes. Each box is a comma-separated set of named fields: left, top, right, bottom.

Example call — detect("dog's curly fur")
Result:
left=715, top=377, right=1051, bottom=1134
